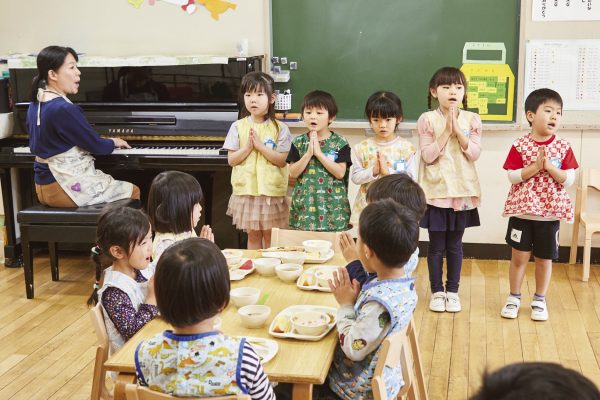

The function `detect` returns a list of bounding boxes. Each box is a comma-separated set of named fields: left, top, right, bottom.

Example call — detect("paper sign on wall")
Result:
left=532, top=0, right=600, bottom=21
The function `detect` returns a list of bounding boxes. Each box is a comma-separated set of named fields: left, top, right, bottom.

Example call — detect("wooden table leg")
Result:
left=114, top=373, right=136, bottom=400
left=292, top=383, right=313, bottom=400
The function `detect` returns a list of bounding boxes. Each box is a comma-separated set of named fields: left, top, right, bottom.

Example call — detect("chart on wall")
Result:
left=525, top=40, right=600, bottom=110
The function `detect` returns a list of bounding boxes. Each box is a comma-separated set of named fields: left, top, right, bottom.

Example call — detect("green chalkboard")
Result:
left=271, top=0, right=520, bottom=121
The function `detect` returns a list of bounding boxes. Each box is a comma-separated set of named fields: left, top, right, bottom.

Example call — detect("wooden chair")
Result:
left=569, top=168, right=600, bottom=281
left=270, top=227, right=342, bottom=253
left=90, top=303, right=113, bottom=400
left=124, top=384, right=250, bottom=400
left=372, top=324, right=429, bottom=400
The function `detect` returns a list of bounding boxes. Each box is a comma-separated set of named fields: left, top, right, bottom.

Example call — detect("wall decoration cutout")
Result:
left=128, top=0, right=237, bottom=18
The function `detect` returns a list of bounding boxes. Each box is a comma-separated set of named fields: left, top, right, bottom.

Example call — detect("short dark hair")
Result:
left=427, top=66, right=468, bottom=110
left=471, top=362, right=600, bottom=400
left=366, top=174, right=427, bottom=219
left=365, top=91, right=403, bottom=122
left=359, top=199, right=419, bottom=268
left=88, top=206, right=151, bottom=306
left=301, top=90, right=338, bottom=118
left=154, top=238, right=230, bottom=328
left=524, top=88, right=563, bottom=126
left=147, top=171, right=203, bottom=234
left=31, top=45, right=78, bottom=101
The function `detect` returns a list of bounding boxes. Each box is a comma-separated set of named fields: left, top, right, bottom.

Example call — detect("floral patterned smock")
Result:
left=287, top=131, right=352, bottom=231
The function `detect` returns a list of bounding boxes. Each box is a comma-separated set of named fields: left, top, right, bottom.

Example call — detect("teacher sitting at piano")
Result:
left=26, top=45, right=140, bottom=207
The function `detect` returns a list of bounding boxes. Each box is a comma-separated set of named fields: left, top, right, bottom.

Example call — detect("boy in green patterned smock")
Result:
left=287, top=90, right=351, bottom=231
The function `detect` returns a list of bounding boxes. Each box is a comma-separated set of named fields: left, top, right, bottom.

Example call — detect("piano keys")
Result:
left=13, top=145, right=227, bottom=157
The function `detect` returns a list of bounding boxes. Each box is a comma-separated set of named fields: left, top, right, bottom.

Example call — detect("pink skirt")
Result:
left=227, top=195, right=290, bottom=232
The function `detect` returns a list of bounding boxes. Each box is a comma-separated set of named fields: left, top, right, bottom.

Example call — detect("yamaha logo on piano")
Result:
left=108, top=128, right=134, bottom=134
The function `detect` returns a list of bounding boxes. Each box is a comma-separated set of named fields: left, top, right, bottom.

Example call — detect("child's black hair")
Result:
left=427, top=67, right=468, bottom=110
left=147, top=171, right=203, bottom=234
left=359, top=199, right=419, bottom=268
left=524, top=88, right=563, bottom=126
left=470, top=362, right=600, bottom=400
left=301, top=90, right=338, bottom=119
left=239, top=71, right=278, bottom=127
left=87, top=207, right=151, bottom=306
left=30, top=45, right=78, bottom=101
left=366, top=174, right=427, bottom=219
left=364, top=91, right=403, bottom=126
left=154, top=238, right=230, bottom=327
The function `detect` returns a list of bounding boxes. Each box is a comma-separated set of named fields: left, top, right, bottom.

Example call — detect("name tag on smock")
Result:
left=264, top=138, right=276, bottom=150
left=393, top=159, right=407, bottom=173
left=326, top=150, right=338, bottom=162
left=551, top=157, right=562, bottom=168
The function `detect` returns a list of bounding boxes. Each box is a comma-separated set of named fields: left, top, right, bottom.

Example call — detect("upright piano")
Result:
left=0, top=56, right=263, bottom=265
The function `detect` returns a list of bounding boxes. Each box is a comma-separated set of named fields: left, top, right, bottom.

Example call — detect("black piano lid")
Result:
left=9, top=57, right=263, bottom=139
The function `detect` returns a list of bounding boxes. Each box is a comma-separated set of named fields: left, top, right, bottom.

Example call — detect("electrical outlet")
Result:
left=280, top=57, right=288, bottom=64
left=290, top=61, right=298, bottom=70
left=271, top=56, right=279, bottom=64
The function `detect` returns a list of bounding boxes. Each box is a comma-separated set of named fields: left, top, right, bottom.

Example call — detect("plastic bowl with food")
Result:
left=222, top=249, right=244, bottom=267
left=275, top=263, right=303, bottom=283
left=315, top=268, right=336, bottom=288
left=230, top=286, right=260, bottom=308
left=291, top=310, right=329, bottom=336
left=280, top=251, right=307, bottom=265
left=253, top=258, right=281, bottom=276
left=302, top=240, right=332, bottom=257
left=238, top=305, right=271, bottom=328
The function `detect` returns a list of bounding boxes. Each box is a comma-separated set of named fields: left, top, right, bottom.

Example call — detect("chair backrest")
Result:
left=372, top=329, right=413, bottom=400
left=270, top=227, right=342, bottom=253
left=124, top=384, right=251, bottom=400
left=89, top=303, right=112, bottom=400
left=580, top=168, right=600, bottom=218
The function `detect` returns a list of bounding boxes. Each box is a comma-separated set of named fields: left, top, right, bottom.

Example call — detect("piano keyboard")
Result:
left=13, top=146, right=223, bottom=156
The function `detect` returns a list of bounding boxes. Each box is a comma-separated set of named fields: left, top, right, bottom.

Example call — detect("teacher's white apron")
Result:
left=36, top=147, right=133, bottom=206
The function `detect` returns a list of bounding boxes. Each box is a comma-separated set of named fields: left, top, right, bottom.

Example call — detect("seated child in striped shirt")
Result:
left=135, top=238, right=275, bottom=400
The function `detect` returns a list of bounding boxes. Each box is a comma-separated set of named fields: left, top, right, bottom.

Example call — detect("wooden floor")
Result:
left=1, top=254, right=599, bottom=399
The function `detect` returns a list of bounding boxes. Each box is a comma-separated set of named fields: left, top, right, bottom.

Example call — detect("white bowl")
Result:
left=275, top=263, right=303, bottom=283
left=253, top=258, right=281, bottom=276
left=302, top=240, right=333, bottom=257
left=223, top=249, right=243, bottom=266
left=315, top=268, right=336, bottom=288
left=230, top=287, right=260, bottom=308
left=238, top=305, right=271, bottom=328
left=280, top=251, right=307, bottom=265
left=291, top=310, right=329, bottom=336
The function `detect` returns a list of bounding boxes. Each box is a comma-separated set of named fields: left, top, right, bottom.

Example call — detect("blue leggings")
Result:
left=427, top=230, right=465, bottom=293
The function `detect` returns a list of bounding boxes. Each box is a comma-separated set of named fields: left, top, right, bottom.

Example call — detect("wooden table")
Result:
left=104, top=250, right=345, bottom=400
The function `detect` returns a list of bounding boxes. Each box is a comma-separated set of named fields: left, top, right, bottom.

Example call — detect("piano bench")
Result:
left=17, top=198, right=141, bottom=299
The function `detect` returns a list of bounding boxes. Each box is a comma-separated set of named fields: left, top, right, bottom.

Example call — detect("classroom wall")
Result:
left=0, top=0, right=268, bottom=57
left=2, top=0, right=600, bottom=248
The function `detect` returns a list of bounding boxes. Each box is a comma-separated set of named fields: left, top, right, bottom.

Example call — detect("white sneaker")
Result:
left=500, top=295, right=521, bottom=319
left=531, top=299, right=549, bottom=321
left=429, top=292, right=446, bottom=312
left=445, top=292, right=461, bottom=312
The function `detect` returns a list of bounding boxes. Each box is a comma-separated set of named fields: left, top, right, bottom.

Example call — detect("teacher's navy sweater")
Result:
left=26, top=97, right=114, bottom=184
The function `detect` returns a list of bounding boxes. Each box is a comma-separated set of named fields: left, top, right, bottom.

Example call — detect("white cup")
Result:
left=237, top=38, right=249, bottom=57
